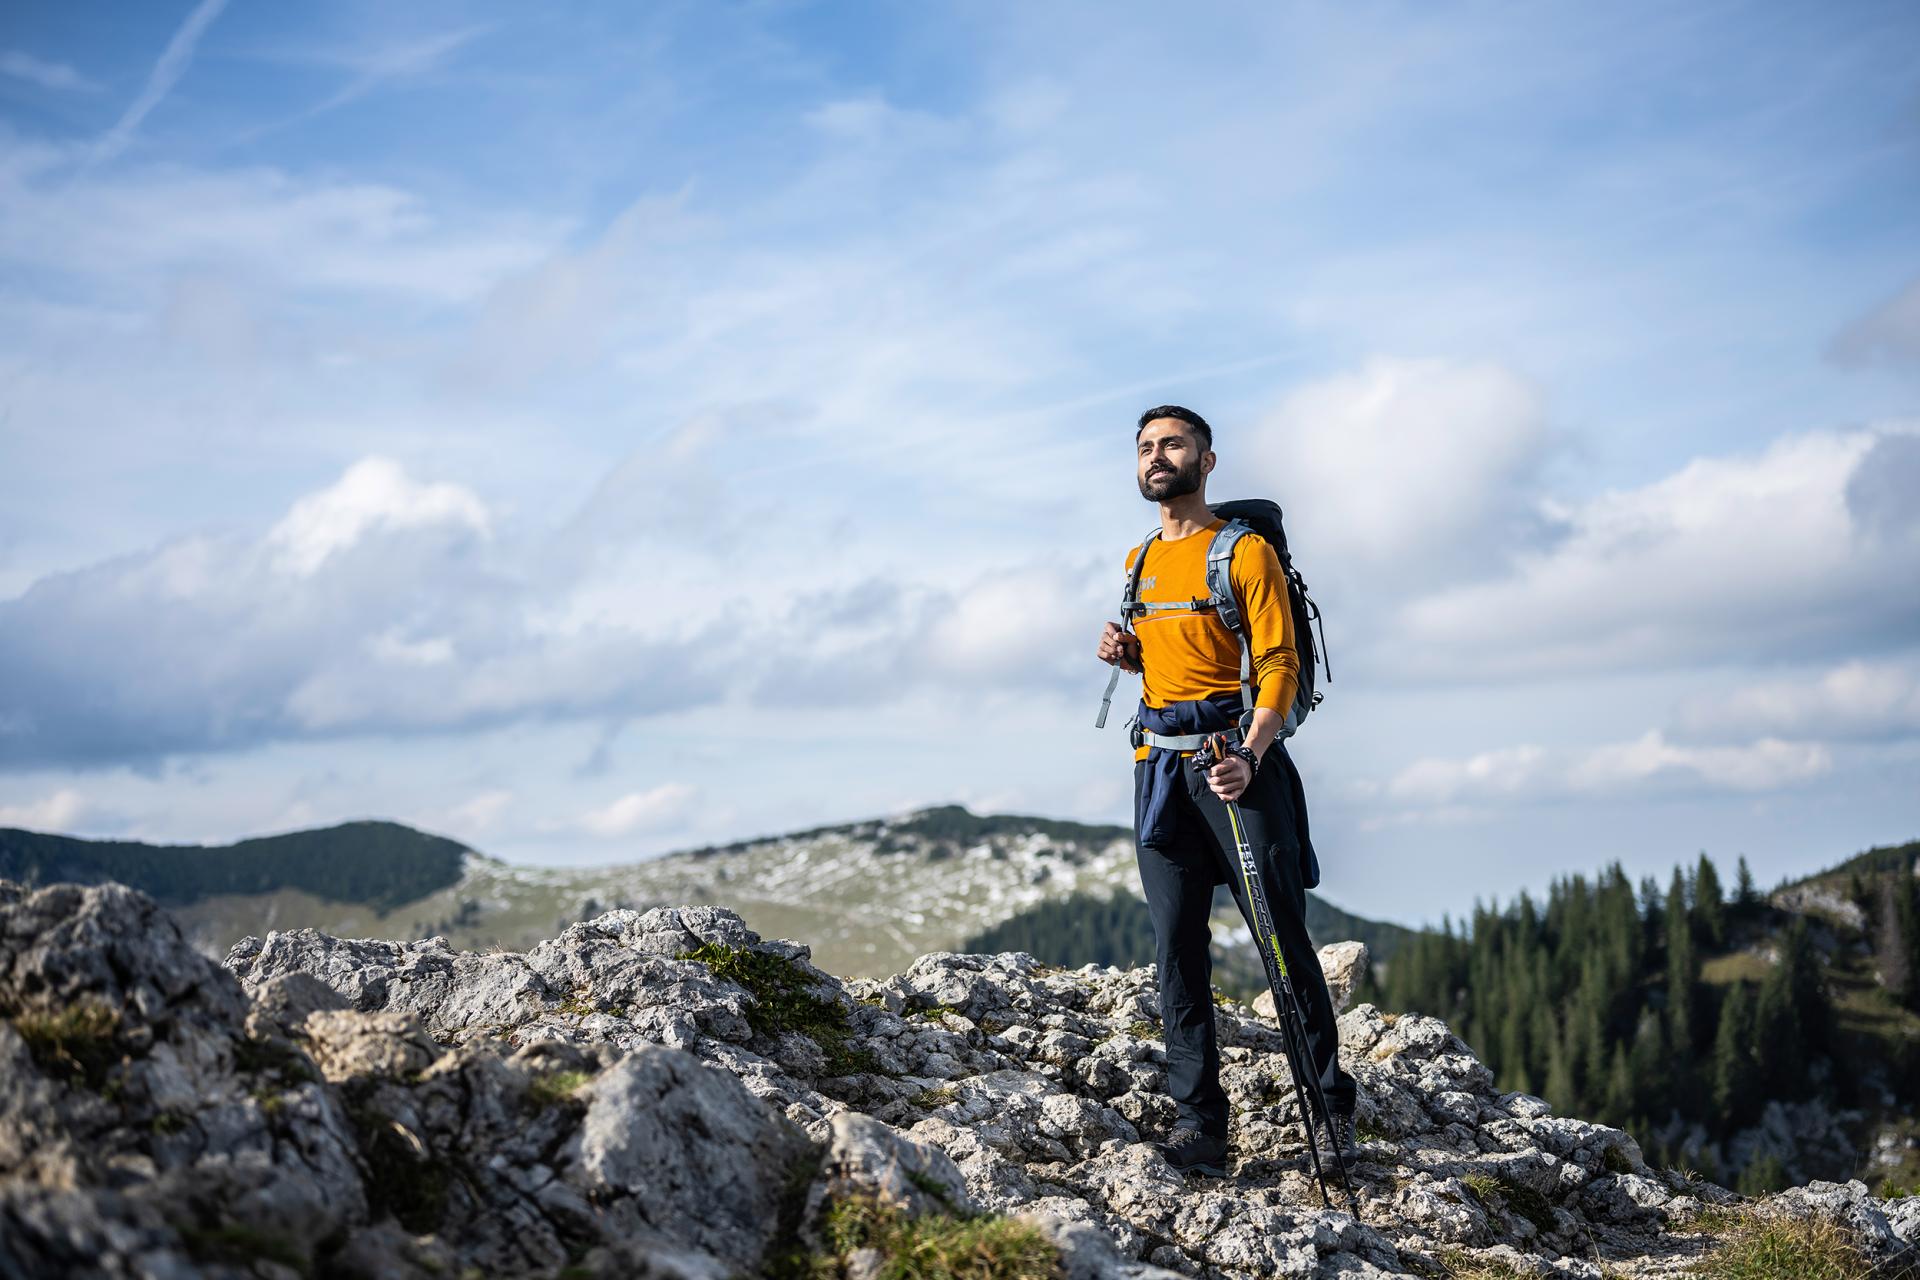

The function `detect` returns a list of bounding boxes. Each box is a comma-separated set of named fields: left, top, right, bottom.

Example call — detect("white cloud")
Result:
left=577, top=782, right=696, bottom=837
left=0, top=787, right=87, bottom=830
left=1240, top=357, right=1550, bottom=580
left=1395, top=425, right=1920, bottom=677
left=440, top=789, right=512, bottom=838
left=268, top=457, right=490, bottom=576
left=1387, top=731, right=1830, bottom=807
left=1, top=51, right=101, bottom=93
left=1676, top=659, right=1920, bottom=742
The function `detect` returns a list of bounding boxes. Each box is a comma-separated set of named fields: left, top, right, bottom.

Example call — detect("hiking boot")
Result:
left=1312, top=1110, right=1359, bottom=1163
left=1157, top=1124, right=1229, bottom=1177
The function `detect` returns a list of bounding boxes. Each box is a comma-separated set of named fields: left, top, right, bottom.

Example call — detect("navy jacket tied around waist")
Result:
left=1134, top=691, right=1322, bottom=891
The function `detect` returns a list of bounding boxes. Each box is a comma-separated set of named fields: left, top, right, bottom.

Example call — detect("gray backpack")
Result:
left=1096, top=499, right=1328, bottom=737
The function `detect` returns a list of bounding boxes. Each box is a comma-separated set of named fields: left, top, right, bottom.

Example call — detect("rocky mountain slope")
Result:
left=21, top=806, right=1409, bottom=981
left=5, top=877, right=1918, bottom=1279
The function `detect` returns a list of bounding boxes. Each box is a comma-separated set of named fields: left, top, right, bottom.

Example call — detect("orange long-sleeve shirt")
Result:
left=1124, top=517, right=1299, bottom=762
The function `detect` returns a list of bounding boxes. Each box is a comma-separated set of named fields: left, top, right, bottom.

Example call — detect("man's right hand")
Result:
left=1097, top=621, right=1142, bottom=674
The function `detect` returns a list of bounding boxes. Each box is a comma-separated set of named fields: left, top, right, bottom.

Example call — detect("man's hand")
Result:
left=1206, top=754, right=1253, bottom=803
left=1097, top=621, right=1142, bottom=674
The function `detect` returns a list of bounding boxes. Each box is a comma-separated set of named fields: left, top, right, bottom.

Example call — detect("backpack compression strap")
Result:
left=1095, top=528, right=1160, bottom=729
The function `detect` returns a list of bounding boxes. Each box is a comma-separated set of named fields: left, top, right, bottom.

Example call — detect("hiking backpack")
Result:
left=1095, top=498, right=1329, bottom=737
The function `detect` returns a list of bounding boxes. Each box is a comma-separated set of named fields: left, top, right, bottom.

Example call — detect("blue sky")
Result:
left=1, top=1, right=1916, bottom=927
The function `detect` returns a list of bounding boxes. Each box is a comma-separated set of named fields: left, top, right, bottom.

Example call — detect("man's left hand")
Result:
left=1206, top=755, right=1252, bottom=803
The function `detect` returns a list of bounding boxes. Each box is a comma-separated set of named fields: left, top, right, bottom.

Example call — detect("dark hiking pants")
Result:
left=1133, top=745, right=1357, bottom=1138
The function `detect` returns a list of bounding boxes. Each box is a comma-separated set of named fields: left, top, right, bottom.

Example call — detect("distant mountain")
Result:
left=0, top=820, right=470, bottom=912
left=964, top=883, right=1420, bottom=1003
left=0, top=805, right=1410, bottom=984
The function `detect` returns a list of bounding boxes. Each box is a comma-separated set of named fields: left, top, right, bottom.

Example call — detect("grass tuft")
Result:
left=822, top=1193, right=1061, bottom=1279
left=526, top=1069, right=593, bottom=1109
left=1688, top=1208, right=1878, bottom=1280
left=11, top=999, right=121, bottom=1089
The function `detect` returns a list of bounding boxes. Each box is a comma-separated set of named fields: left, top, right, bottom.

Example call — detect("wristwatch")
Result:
left=1226, top=744, right=1259, bottom=774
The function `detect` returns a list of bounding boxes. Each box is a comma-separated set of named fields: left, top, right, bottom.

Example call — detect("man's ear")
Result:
left=1202, top=450, right=1216, bottom=475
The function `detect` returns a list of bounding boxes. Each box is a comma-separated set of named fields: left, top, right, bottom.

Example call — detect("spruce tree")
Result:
left=1711, top=981, right=1758, bottom=1129
left=1879, top=875, right=1913, bottom=1003
left=1734, top=856, right=1757, bottom=914
left=1694, top=853, right=1726, bottom=949
left=1602, top=1041, right=1634, bottom=1129
left=1666, top=867, right=1697, bottom=1058
left=1754, top=937, right=1808, bottom=1100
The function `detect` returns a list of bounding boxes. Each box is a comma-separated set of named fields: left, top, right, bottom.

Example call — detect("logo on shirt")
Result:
left=1140, top=576, right=1156, bottom=590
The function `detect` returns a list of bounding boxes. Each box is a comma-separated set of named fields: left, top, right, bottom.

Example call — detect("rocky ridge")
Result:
left=3, top=877, right=1918, bottom=1278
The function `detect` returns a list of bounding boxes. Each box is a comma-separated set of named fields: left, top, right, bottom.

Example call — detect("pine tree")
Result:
left=1754, top=936, right=1808, bottom=1100
left=1711, top=981, right=1758, bottom=1129
left=1602, top=1041, right=1634, bottom=1129
left=1734, top=856, right=1757, bottom=914
left=1543, top=1014, right=1575, bottom=1114
left=1904, top=873, right=1920, bottom=1015
left=1666, top=868, right=1696, bottom=1056
left=1879, top=875, right=1913, bottom=1003
left=1694, top=853, right=1726, bottom=949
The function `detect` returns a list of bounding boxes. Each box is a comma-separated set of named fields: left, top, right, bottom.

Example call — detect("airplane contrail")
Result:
left=90, top=0, right=230, bottom=166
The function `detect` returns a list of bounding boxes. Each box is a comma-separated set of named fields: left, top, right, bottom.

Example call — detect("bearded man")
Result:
left=1095, top=404, right=1356, bottom=1176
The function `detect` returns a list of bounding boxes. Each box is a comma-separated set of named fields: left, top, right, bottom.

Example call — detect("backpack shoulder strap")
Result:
left=1120, top=527, right=1161, bottom=619
left=1096, top=527, right=1163, bottom=729
left=1204, top=521, right=1256, bottom=717
left=1205, top=520, right=1251, bottom=633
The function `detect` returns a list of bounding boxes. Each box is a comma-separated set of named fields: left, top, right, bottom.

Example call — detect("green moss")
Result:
left=1601, top=1144, right=1635, bottom=1175
left=11, top=999, right=121, bottom=1089
left=1689, top=1209, right=1875, bottom=1280
left=178, top=1221, right=311, bottom=1277
left=677, top=943, right=882, bottom=1077
left=232, top=1034, right=316, bottom=1082
left=1356, top=1121, right=1390, bottom=1145
left=526, top=1069, right=593, bottom=1109
left=910, top=1085, right=958, bottom=1111
left=349, top=1104, right=450, bottom=1234
left=147, top=1110, right=187, bottom=1135
left=820, top=1193, right=1062, bottom=1279
left=1460, top=1171, right=1556, bottom=1236
left=555, top=988, right=596, bottom=1019
left=1126, top=1021, right=1157, bottom=1039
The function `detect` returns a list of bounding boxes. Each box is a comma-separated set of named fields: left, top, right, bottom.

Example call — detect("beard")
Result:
left=1139, top=456, right=1202, bottom=501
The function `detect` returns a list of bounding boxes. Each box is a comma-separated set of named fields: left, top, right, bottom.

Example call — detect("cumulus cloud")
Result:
left=0, top=788, right=88, bottom=831
left=0, top=450, right=1124, bottom=773
left=268, top=457, right=491, bottom=576
left=1238, top=357, right=1552, bottom=584
left=1387, top=731, right=1830, bottom=806
left=576, top=782, right=696, bottom=837
left=1676, top=659, right=1920, bottom=742
left=1394, top=424, right=1920, bottom=678
left=0, top=456, right=732, bottom=769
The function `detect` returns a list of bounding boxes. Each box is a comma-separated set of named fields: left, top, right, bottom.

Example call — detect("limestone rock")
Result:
left=1254, top=940, right=1370, bottom=1018
left=6, top=878, right=1915, bottom=1280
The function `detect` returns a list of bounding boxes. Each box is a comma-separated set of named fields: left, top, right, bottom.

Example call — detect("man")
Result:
left=1095, top=404, right=1356, bottom=1177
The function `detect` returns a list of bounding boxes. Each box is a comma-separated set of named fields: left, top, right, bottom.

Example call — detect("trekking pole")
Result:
left=1193, top=733, right=1360, bottom=1217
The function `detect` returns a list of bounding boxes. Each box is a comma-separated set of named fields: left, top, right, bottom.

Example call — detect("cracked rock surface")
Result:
left=3, top=879, right=1916, bottom=1278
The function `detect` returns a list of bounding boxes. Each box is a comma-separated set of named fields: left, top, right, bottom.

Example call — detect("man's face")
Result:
left=1136, top=418, right=1211, bottom=502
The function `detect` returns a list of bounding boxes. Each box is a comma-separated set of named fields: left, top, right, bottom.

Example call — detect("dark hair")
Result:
left=1136, top=404, right=1212, bottom=451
